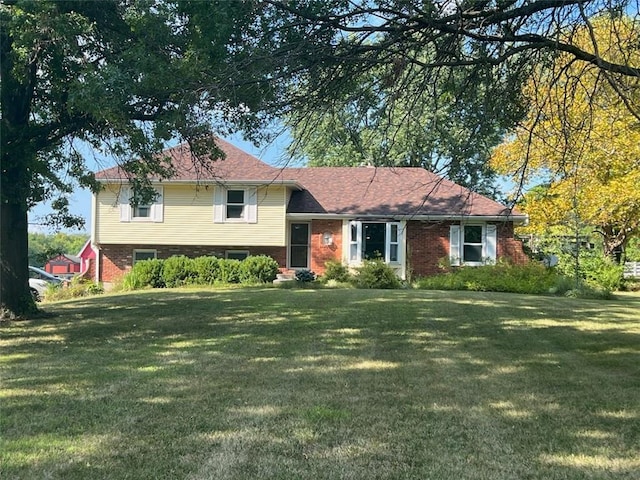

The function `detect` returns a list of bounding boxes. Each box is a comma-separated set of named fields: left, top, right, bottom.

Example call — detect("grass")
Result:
left=1, top=288, right=639, bottom=479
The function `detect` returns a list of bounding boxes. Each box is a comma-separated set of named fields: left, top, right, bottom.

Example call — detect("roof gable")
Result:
left=95, top=138, right=282, bottom=183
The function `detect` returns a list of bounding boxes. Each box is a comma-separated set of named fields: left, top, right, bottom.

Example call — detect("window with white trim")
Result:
left=449, top=224, right=497, bottom=266
left=214, top=187, right=257, bottom=223
left=119, top=186, right=163, bottom=223
left=133, top=249, right=157, bottom=264
left=348, top=221, right=403, bottom=265
left=226, top=190, right=245, bottom=219
left=133, top=204, right=151, bottom=219
left=463, top=225, right=483, bottom=263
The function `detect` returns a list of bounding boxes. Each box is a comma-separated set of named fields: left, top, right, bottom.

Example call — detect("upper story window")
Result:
left=226, top=190, right=245, bottom=220
left=214, top=187, right=257, bottom=224
left=133, top=204, right=151, bottom=219
left=119, top=186, right=163, bottom=223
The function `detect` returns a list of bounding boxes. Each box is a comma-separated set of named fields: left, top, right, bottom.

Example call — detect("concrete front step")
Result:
left=274, top=272, right=296, bottom=284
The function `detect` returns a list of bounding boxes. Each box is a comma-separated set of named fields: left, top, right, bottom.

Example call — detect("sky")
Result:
left=27, top=133, right=293, bottom=235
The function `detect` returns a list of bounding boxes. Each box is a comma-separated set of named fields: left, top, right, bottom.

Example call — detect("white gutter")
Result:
left=96, top=178, right=303, bottom=189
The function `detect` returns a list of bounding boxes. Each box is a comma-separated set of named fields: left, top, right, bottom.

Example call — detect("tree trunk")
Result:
left=601, top=225, right=628, bottom=264
left=1, top=26, right=38, bottom=317
left=0, top=195, right=37, bottom=318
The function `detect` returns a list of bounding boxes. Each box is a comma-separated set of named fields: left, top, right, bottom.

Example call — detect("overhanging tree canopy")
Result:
left=491, top=16, right=640, bottom=257
left=273, top=0, right=639, bottom=198
left=0, top=0, right=311, bottom=317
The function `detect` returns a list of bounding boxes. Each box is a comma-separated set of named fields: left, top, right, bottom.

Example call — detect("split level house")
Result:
left=91, top=139, right=528, bottom=284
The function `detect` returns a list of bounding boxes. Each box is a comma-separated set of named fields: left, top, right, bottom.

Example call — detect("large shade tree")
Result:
left=269, top=0, right=640, bottom=115
left=272, top=0, right=640, bottom=198
left=3, top=0, right=640, bottom=317
left=286, top=63, right=521, bottom=198
left=491, top=16, right=640, bottom=258
left=0, top=0, right=318, bottom=317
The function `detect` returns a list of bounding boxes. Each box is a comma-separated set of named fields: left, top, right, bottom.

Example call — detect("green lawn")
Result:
left=1, top=288, right=639, bottom=479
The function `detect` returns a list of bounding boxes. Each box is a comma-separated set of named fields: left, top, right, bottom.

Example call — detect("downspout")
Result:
left=91, top=190, right=100, bottom=284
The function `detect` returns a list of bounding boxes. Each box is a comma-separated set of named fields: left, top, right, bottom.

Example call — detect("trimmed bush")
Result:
left=162, top=255, right=195, bottom=287
left=352, top=259, right=401, bottom=289
left=239, top=255, right=280, bottom=284
left=193, top=256, right=220, bottom=285
left=323, top=260, right=350, bottom=283
left=123, top=258, right=165, bottom=290
left=218, top=258, right=242, bottom=284
left=122, top=254, right=281, bottom=289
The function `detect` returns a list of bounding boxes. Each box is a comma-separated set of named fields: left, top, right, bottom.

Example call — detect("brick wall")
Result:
left=406, top=221, right=528, bottom=278
left=98, top=221, right=528, bottom=282
left=497, top=223, right=529, bottom=264
left=310, top=219, right=343, bottom=275
left=406, top=221, right=452, bottom=277
left=99, top=244, right=286, bottom=282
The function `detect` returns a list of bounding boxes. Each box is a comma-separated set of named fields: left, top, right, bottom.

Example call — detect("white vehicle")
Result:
left=29, top=266, right=63, bottom=301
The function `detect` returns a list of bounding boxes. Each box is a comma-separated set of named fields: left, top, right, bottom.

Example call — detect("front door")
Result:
left=289, top=223, right=310, bottom=268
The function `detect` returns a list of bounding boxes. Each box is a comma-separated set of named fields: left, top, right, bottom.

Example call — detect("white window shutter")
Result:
left=246, top=187, right=258, bottom=223
left=151, top=186, right=164, bottom=223
left=449, top=225, right=461, bottom=266
left=485, top=224, right=497, bottom=263
left=213, top=187, right=224, bottom=223
left=119, top=187, right=131, bottom=222
left=348, top=221, right=362, bottom=264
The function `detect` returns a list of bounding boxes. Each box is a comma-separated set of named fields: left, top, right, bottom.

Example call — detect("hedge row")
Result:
left=122, top=255, right=280, bottom=290
left=413, top=261, right=569, bottom=295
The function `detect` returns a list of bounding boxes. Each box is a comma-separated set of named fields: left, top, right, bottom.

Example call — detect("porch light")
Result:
left=322, top=232, right=333, bottom=246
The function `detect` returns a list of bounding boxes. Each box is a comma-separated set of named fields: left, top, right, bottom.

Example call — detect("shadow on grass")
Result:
left=1, top=289, right=639, bottom=479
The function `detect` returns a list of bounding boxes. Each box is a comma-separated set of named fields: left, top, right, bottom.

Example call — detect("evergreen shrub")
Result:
left=218, top=258, right=242, bottom=284
left=193, top=256, right=220, bottom=285
left=239, top=255, right=280, bottom=284
left=415, top=261, right=562, bottom=295
left=295, top=269, right=316, bottom=283
left=123, top=258, right=165, bottom=290
left=162, top=255, right=196, bottom=287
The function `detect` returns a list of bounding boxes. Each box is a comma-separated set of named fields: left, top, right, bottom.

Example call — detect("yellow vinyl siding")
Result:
left=96, top=183, right=287, bottom=245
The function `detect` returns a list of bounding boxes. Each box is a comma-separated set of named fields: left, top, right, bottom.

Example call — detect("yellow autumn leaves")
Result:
left=491, top=16, right=640, bottom=244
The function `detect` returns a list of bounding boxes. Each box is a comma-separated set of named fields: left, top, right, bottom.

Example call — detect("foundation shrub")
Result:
left=123, top=259, right=165, bottom=290
left=415, top=261, right=562, bottom=295
left=322, top=260, right=350, bottom=283
left=218, top=258, right=242, bottom=284
left=193, top=256, right=220, bottom=285
left=352, top=259, right=401, bottom=289
left=239, top=255, right=280, bottom=284
left=295, top=269, right=316, bottom=283
left=162, top=255, right=196, bottom=287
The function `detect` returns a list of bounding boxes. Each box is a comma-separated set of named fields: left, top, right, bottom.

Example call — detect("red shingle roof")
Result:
left=95, top=140, right=522, bottom=218
left=283, top=167, right=514, bottom=217
left=95, top=138, right=282, bottom=182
